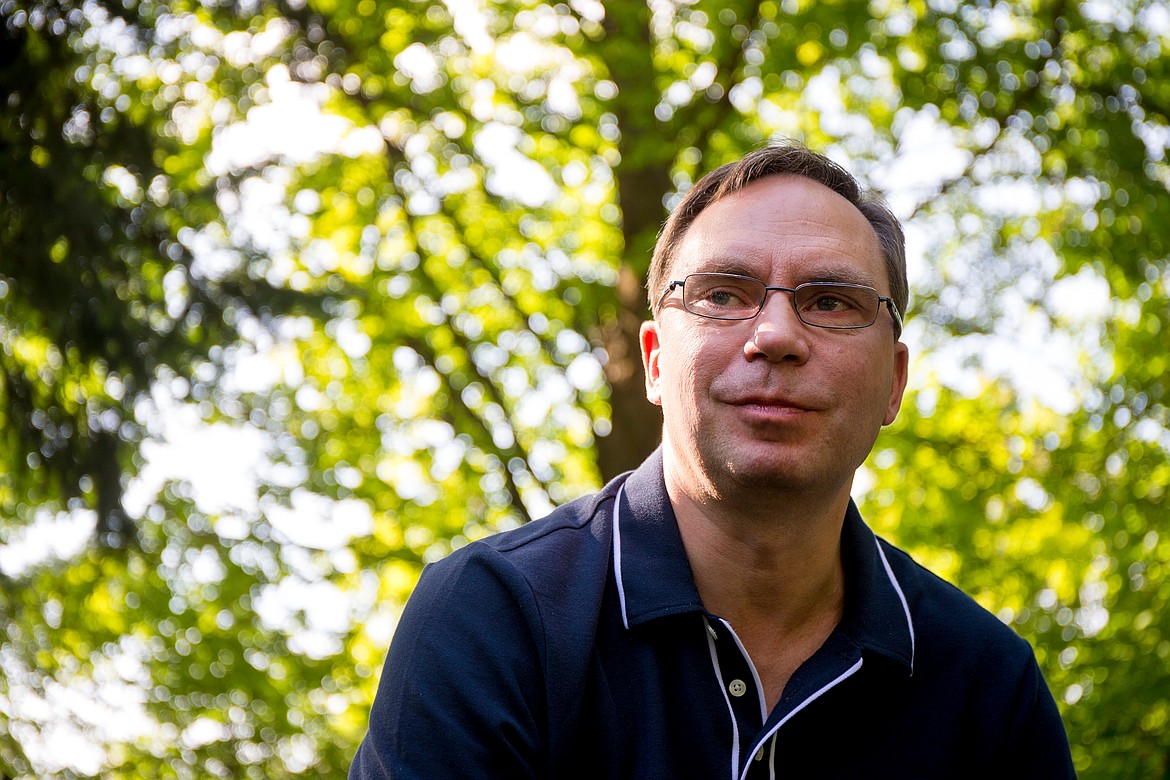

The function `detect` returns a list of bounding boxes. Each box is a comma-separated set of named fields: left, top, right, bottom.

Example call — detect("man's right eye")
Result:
left=707, top=288, right=742, bottom=306
left=698, top=282, right=759, bottom=307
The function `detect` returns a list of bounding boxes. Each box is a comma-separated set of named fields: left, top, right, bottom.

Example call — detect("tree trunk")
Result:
left=593, top=0, right=674, bottom=481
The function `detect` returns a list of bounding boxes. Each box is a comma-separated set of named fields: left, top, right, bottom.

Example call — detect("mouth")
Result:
left=727, top=394, right=817, bottom=412
left=726, top=396, right=822, bottom=425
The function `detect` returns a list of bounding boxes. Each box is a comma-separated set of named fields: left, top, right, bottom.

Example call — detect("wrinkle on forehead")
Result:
left=674, top=178, right=886, bottom=289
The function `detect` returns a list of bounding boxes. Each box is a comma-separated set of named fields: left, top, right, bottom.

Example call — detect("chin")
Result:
left=712, top=451, right=808, bottom=490
left=714, top=441, right=855, bottom=492
left=725, top=466, right=813, bottom=493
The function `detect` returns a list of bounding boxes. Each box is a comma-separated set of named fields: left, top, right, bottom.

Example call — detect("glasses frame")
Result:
left=658, top=272, right=903, bottom=333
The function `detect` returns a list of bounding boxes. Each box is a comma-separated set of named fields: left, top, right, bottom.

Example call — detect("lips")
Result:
left=728, top=395, right=814, bottom=411
left=718, top=388, right=829, bottom=412
left=709, top=374, right=831, bottom=416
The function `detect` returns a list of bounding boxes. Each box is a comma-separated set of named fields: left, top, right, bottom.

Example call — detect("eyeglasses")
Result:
left=658, top=273, right=903, bottom=332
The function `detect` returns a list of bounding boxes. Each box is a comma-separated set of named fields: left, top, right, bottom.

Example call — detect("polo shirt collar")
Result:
left=613, top=449, right=915, bottom=673
left=839, top=501, right=916, bottom=673
left=613, top=449, right=705, bottom=627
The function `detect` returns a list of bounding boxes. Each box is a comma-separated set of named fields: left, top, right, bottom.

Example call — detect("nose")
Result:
left=743, top=289, right=811, bottom=364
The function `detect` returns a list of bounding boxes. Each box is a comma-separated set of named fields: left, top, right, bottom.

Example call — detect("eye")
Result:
left=686, top=275, right=761, bottom=311
left=705, top=285, right=753, bottom=307
left=796, top=284, right=879, bottom=327
left=806, top=291, right=856, bottom=312
left=798, top=284, right=871, bottom=312
left=680, top=274, right=767, bottom=319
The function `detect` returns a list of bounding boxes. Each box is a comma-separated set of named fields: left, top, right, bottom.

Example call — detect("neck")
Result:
left=666, top=462, right=850, bottom=710
left=666, top=467, right=849, bottom=627
left=662, top=449, right=853, bottom=710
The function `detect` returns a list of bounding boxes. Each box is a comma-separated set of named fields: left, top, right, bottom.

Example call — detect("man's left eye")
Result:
left=810, top=294, right=850, bottom=311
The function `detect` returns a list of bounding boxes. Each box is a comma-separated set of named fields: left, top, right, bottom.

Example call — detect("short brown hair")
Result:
left=647, top=142, right=908, bottom=324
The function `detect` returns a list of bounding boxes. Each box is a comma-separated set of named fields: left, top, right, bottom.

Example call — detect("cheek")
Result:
left=655, top=320, right=745, bottom=410
left=658, top=353, right=695, bottom=404
left=815, top=341, right=872, bottom=392
left=676, top=328, right=725, bottom=371
left=843, top=353, right=899, bottom=421
left=657, top=337, right=709, bottom=405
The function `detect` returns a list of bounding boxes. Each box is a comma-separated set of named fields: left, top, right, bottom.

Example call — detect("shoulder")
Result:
left=408, top=477, right=622, bottom=630
left=874, top=539, right=1073, bottom=772
left=876, top=538, right=1034, bottom=664
left=482, top=482, right=617, bottom=557
left=439, top=479, right=617, bottom=580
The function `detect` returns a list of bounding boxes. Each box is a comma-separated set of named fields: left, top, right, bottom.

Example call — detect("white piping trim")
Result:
left=873, top=537, right=916, bottom=673
left=613, top=484, right=630, bottom=629
left=739, top=658, right=864, bottom=780
left=705, top=618, right=741, bottom=780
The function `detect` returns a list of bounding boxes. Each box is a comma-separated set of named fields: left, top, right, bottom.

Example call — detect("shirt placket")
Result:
left=704, top=616, right=776, bottom=780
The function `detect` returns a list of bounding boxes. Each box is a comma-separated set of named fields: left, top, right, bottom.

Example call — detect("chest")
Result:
left=551, top=618, right=988, bottom=780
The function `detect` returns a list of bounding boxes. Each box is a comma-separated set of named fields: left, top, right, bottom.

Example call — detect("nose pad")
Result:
left=745, top=290, right=810, bottom=361
left=757, top=288, right=804, bottom=328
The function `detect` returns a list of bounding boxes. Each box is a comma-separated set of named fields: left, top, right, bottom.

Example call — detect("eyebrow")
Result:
left=688, top=259, right=879, bottom=288
left=798, top=265, right=879, bottom=288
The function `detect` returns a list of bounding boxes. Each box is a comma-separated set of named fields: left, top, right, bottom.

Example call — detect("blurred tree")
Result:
left=0, top=0, right=1167, bottom=777
left=0, top=1, right=351, bottom=776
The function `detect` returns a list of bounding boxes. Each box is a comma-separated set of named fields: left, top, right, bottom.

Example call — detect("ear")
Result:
left=640, top=320, right=664, bottom=406
left=883, top=341, right=910, bottom=426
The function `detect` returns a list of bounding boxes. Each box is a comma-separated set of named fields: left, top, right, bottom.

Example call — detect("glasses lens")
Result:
left=794, top=283, right=879, bottom=328
left=683, top=274, right=765, bottom=320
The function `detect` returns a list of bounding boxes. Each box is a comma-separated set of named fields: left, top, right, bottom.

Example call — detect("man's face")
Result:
left=640, top=174, right=909, bottom=500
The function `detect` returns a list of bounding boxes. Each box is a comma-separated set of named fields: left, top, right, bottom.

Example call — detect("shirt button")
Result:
left=728, top=679, right=747, bottom=697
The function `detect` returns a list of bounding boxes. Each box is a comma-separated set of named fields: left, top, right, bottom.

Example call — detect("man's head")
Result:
left=646, top=142, right=908, bottom=328
left=639, top=143, right=909, bottom=503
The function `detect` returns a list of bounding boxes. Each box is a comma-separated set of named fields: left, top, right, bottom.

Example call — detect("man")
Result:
left=351, top=143, right=1075, bottom=778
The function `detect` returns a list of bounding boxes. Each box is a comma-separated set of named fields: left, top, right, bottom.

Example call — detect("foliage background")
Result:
left=1, top=0, right=1168, bottom=776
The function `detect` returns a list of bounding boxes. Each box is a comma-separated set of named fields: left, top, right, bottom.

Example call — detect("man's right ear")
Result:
left=640, top=321, right=663, bottom=407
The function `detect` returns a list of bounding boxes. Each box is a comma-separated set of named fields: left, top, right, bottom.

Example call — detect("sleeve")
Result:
left=1002, top=652, right=1077, bottom=779
left=349, top=546, right=548, bottom=779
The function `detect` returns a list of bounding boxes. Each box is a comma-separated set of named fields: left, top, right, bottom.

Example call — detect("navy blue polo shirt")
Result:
left=351, top=450, right=1074, bottom=779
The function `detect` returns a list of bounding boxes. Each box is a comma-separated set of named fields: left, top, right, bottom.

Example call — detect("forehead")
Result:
left=674, top=175, right=885, bottom=287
